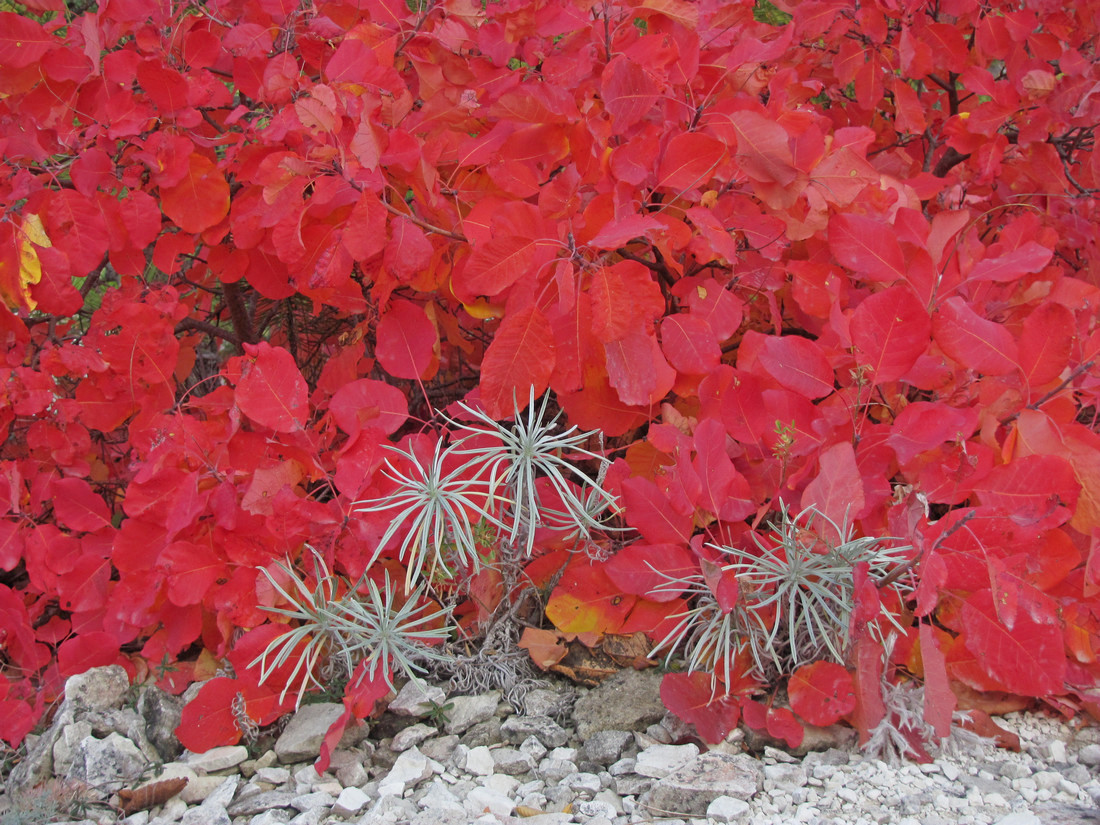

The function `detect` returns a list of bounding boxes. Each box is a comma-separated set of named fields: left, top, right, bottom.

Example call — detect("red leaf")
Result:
left=233, top=342, right=309, bottom=433
left=1018, top=301, right=1074, bottom=388
left=176, top=677, right=247, bottom=752
left=601, top=55, right=659, bottom=131
left=788, top=662, right=856, bottom=727
left=765, top=706, right=804, bottom=749
left=660, top=672, right=741, bottom=743
left=57, top=631, right=124, bottom=678
left=383, top=217, right=433, bottom=283
left=971, top=454, right=1077, bottom=524
left=726, top=110, right=797, bottom=186
left=829, top=214, right=907, bottom=283
left=958, top=590, right=1065, bottom=696
left=849, top=636, right=886, bottom=744
left=968, top=241, right=1053, bottom=283
left=545, top=556, right=636, bottom=634
left=919, top=623, right=955, bottom=739
left=603, top=542, right=697, bottom=601
left=376, top=300, right=437, bottom=380
left=518, top=627, right=569, bottom=670
left=342, top=193, right=387, bottom=261
left=0, top=13, right=54, bottom=68
left=656, top=133, right=726, bottom=191
left=851, top=286, right=930, bottom=382
left=661, top=314, right=722, bottom=375
left=604, top=328, right=675, bottom=407
left=479, top=305, right=555, bottom=419
left=329, top=379, right=408, bottom=437
left=621, top=476, right=693, bottom=545
left=318, top=661, right=391, bottom=773
left=51, top=478, right=112, bottom=533
left=757, top=336, right=834, bottom=399
left=801, top=442, right=865, bottom=534
left=158, top=541, right=225, bottom=607
left=462, top=235, right=558, bottom=297
left=160, top=154, right=230, bottom=234
left=887, top=402, right=979, bottom=465
left=588, top=214, right=664, bottom=249
left=932, top=297, right=1018, bottom=376
left=589, top=266, right=635, bottom=343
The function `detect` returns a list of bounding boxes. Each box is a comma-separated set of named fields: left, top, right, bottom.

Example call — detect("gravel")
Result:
left=3, top=667, right=1099, bottom=825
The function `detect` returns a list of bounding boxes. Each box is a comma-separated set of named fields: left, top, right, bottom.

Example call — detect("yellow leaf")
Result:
left=4, top=213, right=51, bottom=311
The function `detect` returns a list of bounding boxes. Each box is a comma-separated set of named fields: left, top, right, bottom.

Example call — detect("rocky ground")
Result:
left=2, top=666, right=1099, bottom=825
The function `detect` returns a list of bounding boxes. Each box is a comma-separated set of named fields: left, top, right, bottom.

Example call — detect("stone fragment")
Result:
left=763, top=762, right=807, bottom=790
left=274, top=704, right=346, bottom=763
left=183, top=745, right=249, bottom=774
left=419, top=734, right=459, bottom=764
left=416, top=780, right=465, bottom=816
left=388, top=680, right=447, bottom=718
left=67, top=732, right=148, bottom=790
left=536, top=757, right=577, bottom=783
left=254, top=766, right=291, bottom=785
left=335, top=760, right=369, bottom=789
left=378, top=746, right=436, bottom=797
left=65, top=666, right=131, bottom=711
left=292, top=791, right=336, bottom=812
left=180, top=774, right=232, bottom=804
left=639, top=752, right=764, bottom=817
left=408, top=811, right=468, bottom=825
left=135, top=687, right=184, bottom=763
left=523, top=689, right=574, bottom=719
left=574, top=798, right=617, bottom=818
left=248, top=812, right=294, bottom=825
left=519, top=735, right=548, bottom=763
left=992, top=814, right=1042, bottom=825
left=1078, top=743, right=1100, bottom=766
left=227, top=789, right=298, bottom=816
left=463, top=785, right=515, bottom=818
left=573, top=670, right=665, bottom=740
left=442, top=692, right=500, bottom=735
left=707, top=795, right=752, bottom=823
left=330, top=786, right=369, bottom=817
left=634, top=743, right=700, bottom=778
left=562, top=771, right=602, bottom=797
left=743, top=718, right=857, bottom=755
left=453, top=744, right=494, bottom=776
left=391, top=723, right=436, bottom=753
left=462, top=718, right=503, bottom=747
left=180, top=802, right=231, bottom=825
left=501, top=716, right=569, bottom=748
left=492, top=747, right=537, bottom=776
left=583, top=730, right=632, bottom=765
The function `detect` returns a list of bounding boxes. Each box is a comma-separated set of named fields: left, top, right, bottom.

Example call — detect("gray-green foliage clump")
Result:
left=253, top=390, right=618, bottom=706
left=650, top=504, right=914, bottom=687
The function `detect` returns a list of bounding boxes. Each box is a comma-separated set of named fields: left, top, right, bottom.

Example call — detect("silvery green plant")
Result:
left=353, top=436, right=507, bottom=594
left=445, top=387, right=618, bottom=558
left=255, top=390, right=620, bottom=707
left=252, top=549, right=453, bottom=709
left=650, top=503, right=913, bottom=685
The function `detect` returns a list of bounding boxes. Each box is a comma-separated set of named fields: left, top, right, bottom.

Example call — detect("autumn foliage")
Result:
left=2, top=0, right=1100, bottom=754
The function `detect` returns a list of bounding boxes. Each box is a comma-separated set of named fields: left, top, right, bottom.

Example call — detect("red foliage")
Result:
left=1, top=0, right=1099, bottom=751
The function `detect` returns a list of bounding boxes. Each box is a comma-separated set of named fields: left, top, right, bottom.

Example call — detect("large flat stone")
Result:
left=639, top=751, right=763, bottom=818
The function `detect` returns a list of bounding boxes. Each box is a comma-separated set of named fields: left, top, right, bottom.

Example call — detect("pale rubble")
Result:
left=2, top=667, right=1099, bottom=825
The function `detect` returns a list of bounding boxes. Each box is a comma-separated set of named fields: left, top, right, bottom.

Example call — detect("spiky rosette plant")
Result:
left=252, top=549, right=454, bottom=709
left=651, top=504, right=914, bottom=686
left=444, top=387, right=618, bottom=558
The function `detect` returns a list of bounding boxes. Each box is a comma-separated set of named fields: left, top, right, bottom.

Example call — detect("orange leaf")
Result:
left=161, top=154, right=230, bottom=234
